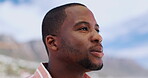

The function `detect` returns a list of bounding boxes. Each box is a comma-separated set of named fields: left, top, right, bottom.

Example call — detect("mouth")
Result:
left=89, top=48, right=104, bottom=58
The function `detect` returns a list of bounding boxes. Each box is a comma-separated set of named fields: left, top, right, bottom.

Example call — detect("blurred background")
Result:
left=0, top=0, right=148, bottom=78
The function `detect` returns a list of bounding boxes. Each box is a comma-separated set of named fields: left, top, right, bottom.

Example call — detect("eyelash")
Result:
left=78, top=27, right=100, bottom=33
left=96, top=29, right=100, bottom=33
left=79, top=27, right=88, bottom=31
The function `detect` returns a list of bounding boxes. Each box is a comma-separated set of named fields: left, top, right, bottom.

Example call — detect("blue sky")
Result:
left=0, top=0, right=148, bottom=69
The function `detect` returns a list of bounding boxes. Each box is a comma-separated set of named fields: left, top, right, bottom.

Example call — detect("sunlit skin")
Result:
left=46, top=5, right=104, bottom=78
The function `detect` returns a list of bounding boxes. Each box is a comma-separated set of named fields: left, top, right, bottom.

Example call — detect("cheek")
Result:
left=69, top=34, right=90, bottom=49
left=70, top=37, right=91, bottom=58
left=60, top=32, right=91, bottom=56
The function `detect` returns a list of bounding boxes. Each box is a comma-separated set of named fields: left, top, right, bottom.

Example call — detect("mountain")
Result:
left=0, top=34, right=48, bottom=62
left=92, top=57, right=148, bottom=78
left=0, top=34, right=148, bottom=78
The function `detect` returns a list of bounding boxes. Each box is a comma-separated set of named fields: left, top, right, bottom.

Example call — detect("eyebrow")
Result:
left=95, top=24, right=99, bottom=28
left=74, top=21, right=89, bottom=27
left=74, top=21, right=99, bottom=28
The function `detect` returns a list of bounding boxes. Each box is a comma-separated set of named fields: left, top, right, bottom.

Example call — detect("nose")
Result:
left=90, top=30, right=102, bottom=44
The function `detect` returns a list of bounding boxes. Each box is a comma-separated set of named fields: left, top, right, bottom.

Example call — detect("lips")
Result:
left=89, top=48, right=104, bottom=58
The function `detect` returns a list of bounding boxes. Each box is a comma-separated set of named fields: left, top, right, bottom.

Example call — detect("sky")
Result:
left=0, top=0, right=148, bottom=69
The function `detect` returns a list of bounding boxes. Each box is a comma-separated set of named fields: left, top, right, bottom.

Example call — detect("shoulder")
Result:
left=84, top=73, right=91, bottom=78
left=25, top=63, right=52, bottom=78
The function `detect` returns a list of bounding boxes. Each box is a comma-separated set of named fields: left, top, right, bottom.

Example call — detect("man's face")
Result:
left=57, top=6, right=104, bottom=71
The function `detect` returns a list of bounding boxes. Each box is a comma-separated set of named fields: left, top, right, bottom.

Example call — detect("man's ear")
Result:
left=45, top=35, right=58, bottom=51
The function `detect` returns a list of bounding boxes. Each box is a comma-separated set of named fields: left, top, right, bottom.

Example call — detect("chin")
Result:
left=91, top=63, right=103, bottom=71
left=78, top=58, right=103, bottom=71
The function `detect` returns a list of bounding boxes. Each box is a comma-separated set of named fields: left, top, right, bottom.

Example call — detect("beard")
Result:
left=78, top=58, right=103, bottom=71
left=59, top=38, right=103, bottom=71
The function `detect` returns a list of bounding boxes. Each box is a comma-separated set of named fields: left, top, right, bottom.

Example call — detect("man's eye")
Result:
left=96, top=29, right=100, bottom=33
left=78, top=27, right=88, bottom=31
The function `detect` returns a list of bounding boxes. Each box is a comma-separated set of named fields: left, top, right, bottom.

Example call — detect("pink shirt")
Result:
left=27, top=63, right=91, bottom=78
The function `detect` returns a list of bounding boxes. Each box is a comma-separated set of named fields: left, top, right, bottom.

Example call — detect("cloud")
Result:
left=0, top=1, right=43, bottom=41
left=1, top=0, right=148, bottom=42
left=101, top=12, right=148, bottom=43
left=105, top=41, right=148, bottom=59
left=107, top=43, right=148, bottom=69
left=113, top=43, right=148, bottom=69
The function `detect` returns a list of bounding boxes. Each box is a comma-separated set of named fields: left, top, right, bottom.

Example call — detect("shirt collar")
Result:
left=33, top=63, right=52, bottom=78
left=33, top=63, right=91, bottom=78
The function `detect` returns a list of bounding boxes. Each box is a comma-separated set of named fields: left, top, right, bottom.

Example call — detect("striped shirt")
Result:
left=27, top=63, right=52, bottom=78
left=27, top=63, right=91, bottom=78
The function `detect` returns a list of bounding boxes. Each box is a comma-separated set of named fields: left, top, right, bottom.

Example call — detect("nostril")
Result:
left=94, top=40, right=99, bottom=43
left=91, top=39, right=102, bottom=43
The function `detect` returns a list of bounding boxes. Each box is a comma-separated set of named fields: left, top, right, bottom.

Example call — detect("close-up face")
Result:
left=57, top=5, right=104, bottom=71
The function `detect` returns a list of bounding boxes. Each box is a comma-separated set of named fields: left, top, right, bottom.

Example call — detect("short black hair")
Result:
left=42, top=3, right=86, bottom=54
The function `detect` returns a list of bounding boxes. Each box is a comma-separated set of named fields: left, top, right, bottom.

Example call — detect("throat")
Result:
left=47, top=61, right=87, bottom=78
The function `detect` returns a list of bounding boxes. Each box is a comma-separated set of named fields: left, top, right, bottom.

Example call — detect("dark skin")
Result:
left=45, top=5, right=104, bottom=78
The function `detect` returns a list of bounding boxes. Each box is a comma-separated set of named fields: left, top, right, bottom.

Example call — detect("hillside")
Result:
left=0, top=35, right=48, bottom=62
left=0, top=34, right=148, bottom=78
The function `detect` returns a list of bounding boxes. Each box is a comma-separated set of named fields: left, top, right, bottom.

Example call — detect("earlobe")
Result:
left=45, top=35, right=58, bottom=51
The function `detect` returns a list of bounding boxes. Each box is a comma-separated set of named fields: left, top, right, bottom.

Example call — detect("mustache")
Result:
left=89, top=43, right=103, bottom=52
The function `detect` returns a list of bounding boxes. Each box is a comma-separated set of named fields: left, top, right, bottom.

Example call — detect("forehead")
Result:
left=66, top=5, right=88, bottom=13
left=63, top=5, right=97, bottom=26
left=65, top=5, right=94, bottom=18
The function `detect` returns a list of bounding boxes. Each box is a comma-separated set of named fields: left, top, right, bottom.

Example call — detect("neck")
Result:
left=47, top=57, right=87, bottom=78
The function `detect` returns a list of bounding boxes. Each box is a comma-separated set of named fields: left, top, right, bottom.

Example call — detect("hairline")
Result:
left=42, top=3, right=87, bottom=55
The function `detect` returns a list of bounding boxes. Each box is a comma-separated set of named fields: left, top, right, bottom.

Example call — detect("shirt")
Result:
left=27, top=63, right=91, bottom=78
